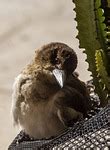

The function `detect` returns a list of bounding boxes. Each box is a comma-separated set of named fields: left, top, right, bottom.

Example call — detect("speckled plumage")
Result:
left=11, top=42, right=91, bottom=139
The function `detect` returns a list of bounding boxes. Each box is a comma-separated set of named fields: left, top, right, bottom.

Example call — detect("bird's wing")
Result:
left=65, top=75, right=92, bottom=112
left=11, top=74, right=32, bottom=126
left=57, top=106, right=83, bottom=126
left=53, top=79, right=91, bottom=126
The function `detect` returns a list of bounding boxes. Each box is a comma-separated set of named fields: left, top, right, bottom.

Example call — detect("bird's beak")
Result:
left=52, top=69, right=65, bottom=88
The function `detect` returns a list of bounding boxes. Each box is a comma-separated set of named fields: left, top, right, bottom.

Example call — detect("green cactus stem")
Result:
left=73, top=0, right=110, bottom=106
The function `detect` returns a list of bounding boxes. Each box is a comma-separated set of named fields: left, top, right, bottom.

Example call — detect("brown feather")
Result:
left=11, top=42, right=91, bottom=139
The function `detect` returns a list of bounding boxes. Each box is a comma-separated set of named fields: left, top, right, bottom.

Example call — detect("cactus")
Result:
left=73, top=0, right=110, bottom=107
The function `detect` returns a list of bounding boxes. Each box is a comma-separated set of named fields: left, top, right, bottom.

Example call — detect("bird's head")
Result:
left=35, top=42, right=78, bottom=87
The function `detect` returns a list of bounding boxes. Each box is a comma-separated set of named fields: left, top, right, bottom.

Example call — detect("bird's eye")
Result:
left=61, top=50, right=70, bottom=58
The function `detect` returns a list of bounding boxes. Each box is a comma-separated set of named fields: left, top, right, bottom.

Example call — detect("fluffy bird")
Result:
left=11, top=42, right=91, bottom=139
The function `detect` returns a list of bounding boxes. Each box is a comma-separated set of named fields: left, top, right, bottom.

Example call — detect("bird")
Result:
left=11, top=42, right=91, bottom=139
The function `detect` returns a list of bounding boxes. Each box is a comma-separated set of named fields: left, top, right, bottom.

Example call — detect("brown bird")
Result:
left=11, top=42, right=91, bottom=139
